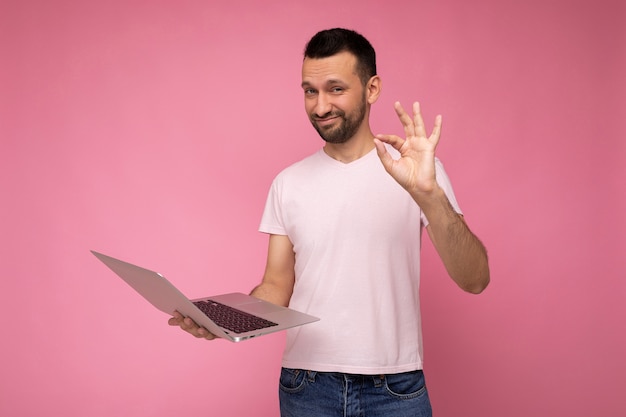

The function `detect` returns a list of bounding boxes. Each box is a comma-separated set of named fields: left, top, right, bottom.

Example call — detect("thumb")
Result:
left=374, top=138, right=394, bottom=172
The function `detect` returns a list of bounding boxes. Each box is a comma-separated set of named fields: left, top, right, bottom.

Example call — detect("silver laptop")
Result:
left=91, top=250, right=319, bottom=342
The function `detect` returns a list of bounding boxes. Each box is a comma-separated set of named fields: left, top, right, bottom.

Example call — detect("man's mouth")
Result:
left=314, top=114, right=341, bottom=127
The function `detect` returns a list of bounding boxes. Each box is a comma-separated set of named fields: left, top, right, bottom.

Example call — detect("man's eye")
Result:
left=331, top=87, right=344, bottom=93
left=304, top=89, right=317, bottom=95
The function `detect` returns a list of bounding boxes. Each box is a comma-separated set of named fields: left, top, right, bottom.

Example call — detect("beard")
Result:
left=309, top=98, right=367, bottom=144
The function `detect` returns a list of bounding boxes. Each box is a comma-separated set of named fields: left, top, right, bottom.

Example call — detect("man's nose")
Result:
left=313, top=93, right=332, bottom=117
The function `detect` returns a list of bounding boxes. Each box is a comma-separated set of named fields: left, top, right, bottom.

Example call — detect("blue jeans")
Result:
left=278, top=368, right=432, bottom=417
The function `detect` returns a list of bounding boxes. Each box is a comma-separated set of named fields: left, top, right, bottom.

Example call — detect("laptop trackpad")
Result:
left=240, top=302, right=285, bottom=315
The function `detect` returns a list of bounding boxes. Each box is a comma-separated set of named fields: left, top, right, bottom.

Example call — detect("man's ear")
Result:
left=366, top=75, right=382, bottom=104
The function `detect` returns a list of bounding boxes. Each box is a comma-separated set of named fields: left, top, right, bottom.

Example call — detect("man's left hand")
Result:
left=374, top=101, right=442, bottom=198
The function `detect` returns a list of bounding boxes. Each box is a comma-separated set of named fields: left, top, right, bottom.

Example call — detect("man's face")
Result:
left=301, top=51, right=368, bottom=144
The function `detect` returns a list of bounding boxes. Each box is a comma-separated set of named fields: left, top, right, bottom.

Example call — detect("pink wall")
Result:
left=2, top=0, right=624, bottom=416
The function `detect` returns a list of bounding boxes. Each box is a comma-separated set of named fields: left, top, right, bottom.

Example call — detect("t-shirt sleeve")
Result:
left=420, top=158, right=463, bottom=227
left=259, top=176, right=288, bottom=235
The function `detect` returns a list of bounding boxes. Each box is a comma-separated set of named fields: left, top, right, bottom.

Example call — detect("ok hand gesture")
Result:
left=374, top=101, right=442, bottom=198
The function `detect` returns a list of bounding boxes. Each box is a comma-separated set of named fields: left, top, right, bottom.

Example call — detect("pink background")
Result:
left=2, top=0, right=624, bottom=416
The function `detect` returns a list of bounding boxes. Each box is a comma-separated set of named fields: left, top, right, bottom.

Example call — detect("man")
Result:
left=170, top=28, right=489, bottom=416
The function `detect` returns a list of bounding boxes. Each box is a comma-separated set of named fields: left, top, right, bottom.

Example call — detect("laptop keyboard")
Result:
left=193, top=300, right=278, bottom=334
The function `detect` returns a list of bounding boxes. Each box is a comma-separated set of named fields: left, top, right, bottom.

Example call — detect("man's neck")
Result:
left=323, top=131, right=376, bottom=164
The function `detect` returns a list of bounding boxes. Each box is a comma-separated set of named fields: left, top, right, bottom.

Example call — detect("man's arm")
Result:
left=374, top=101, right=490, bottom=294
left=250, top=234, right=296, bottom=306
left=168, top=234, right=296, bottom=339
left=422, top=188, right=490, bottom=293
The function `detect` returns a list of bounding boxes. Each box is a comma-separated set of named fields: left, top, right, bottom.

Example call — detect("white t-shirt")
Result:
left=259, top=147, right=462, bottom=374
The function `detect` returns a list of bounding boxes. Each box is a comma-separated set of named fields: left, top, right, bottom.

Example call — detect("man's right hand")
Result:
left=168, top=311, right=218, bottom=340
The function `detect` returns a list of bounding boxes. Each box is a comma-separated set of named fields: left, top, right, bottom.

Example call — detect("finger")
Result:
left=176, top=316, right=201, bottom=335
left=197, top=327, right=217, bottom=340
left=169, top=312, right=217, bottom=340
left=182, top=316, right=200, bottom=331
left=430, top=114, right=443, bottom=146
left=412, top=102, right=427, bottom=138
left=375, top=133, right=404, bottom=150
left=393, top=101, right=416, bottom=138
left=373, top=138, right=395, bottom=173
left=181, top=317, right=210, bottom=338
left=168, top=311, right=184, bottom=326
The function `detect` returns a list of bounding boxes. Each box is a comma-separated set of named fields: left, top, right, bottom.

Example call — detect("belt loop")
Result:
left=373, top=374, right=384, bottom=387
left=306, top=370, right=317, bottom=382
